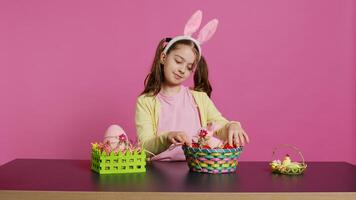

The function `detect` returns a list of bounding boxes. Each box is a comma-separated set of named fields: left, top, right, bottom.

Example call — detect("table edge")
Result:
left=1, top=190, right=356, bottom=200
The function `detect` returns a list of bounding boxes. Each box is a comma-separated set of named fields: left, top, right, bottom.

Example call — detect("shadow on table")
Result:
left=147, top=161, right=239, bottom=192
left=90, top=170, right=148, bottom=191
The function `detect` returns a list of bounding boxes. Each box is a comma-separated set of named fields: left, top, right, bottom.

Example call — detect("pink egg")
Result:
left=103, top=124, right=127, bottom=149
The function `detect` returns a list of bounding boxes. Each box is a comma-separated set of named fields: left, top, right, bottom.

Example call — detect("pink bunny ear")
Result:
left=184, top=10, right=203, bottom=36
left=197, top=19, right=219, bottom=44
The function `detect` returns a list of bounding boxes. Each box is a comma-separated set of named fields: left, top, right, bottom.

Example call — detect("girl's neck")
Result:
left=160, top=84, right=182, bottom=96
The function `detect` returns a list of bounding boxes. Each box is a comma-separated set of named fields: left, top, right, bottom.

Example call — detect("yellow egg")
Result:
left=282, top=156, right=291, bottom=166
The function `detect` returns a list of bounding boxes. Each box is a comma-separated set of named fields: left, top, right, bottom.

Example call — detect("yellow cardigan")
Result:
left=135, top=90, right=231, bottom=156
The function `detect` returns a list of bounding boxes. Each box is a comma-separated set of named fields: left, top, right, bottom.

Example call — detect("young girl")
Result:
left=134, top=10, right=250, bottom=161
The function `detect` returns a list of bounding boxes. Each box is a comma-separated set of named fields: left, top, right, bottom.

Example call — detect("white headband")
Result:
left=162, top=36, right=202, bottom=59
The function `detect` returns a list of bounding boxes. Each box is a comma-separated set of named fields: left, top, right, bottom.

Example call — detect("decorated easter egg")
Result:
left=103, top=125, right=127, bottom=149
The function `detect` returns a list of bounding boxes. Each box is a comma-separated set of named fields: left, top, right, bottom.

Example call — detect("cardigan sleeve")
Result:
left=135, top=96, right=170, bottom=156
left=202, top=92, right=230, bottom=141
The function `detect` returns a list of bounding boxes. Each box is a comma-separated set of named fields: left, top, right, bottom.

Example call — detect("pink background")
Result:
left=0, top=0, right=355, bottom=166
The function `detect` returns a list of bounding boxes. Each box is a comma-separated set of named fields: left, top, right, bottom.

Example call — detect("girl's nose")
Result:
left=178, top=67, right=186, bottom=74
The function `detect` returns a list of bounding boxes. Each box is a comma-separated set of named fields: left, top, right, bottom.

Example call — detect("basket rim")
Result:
left=182, top=145, right=243, bottom=153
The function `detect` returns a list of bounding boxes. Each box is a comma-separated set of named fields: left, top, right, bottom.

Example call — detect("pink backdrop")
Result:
left=0, top=0, right=355, bottom=166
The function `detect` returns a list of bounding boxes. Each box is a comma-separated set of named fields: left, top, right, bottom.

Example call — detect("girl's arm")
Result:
left=202, top=93, right=234, bottom=141
left=203, top=93, right=249, bottom=145
left=135, top=97, right=170, bottom=156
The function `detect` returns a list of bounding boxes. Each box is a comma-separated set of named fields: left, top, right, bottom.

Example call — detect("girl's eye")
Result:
left=175, top=60, right=182, bottom=64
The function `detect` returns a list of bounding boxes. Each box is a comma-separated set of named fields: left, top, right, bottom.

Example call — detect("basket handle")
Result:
left=272, top=144, right=305, bottom=164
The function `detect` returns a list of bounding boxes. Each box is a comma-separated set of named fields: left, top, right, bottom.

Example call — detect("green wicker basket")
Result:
left=270, top=144, right=307, bottom=175
left=182, top=145, right=243, bottom=174
left=91, top=143, right=146, bottom=174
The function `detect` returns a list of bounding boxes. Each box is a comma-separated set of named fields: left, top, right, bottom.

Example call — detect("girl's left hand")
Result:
left=227, top=121, right=250, bottom=146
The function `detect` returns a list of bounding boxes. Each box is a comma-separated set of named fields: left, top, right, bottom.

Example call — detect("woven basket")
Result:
left=91, top=143, right=146, bottom=174
left=270, top=144, right=307, bottom=175
left=182, top=145, right=243, bottom=174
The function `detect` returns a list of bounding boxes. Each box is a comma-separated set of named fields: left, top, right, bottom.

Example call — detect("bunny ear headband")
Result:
left=162, top=10, right=219, bottom=60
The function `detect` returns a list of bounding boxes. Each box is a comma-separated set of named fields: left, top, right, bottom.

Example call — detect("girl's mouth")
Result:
left=173, top=73, right=183, bottom=79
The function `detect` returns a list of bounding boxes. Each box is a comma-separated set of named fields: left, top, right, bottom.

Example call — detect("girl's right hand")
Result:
left=167, top=131, right=192, bottom=147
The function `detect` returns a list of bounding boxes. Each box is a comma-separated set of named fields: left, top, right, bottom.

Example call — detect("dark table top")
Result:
left=0, top=159, right=355, bottom=192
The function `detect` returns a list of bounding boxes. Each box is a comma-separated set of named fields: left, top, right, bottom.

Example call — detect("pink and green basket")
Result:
left=182, top=146, right=243, bottom=174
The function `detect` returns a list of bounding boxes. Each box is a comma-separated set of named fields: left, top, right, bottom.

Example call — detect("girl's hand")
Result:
left=167, top=131, right=192, bottom=147
left=227, top=122, right=250, bottom=146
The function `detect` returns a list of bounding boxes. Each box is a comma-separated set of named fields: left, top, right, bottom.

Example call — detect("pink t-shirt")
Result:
left=152, top=85, right=201, bottom=161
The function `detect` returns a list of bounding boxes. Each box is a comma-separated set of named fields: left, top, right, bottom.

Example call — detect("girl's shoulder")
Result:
left=136, top=93, right=157, bottom=105
left=188, top=88, right=210, bottom=102
left=189, top=88, right=209, bottom=97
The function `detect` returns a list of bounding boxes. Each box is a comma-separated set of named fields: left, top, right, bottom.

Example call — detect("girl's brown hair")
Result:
left=141, top=38, right=213, bottom=97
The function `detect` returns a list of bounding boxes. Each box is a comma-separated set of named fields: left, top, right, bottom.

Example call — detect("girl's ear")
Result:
left=160, top=52, right=166, bottom=65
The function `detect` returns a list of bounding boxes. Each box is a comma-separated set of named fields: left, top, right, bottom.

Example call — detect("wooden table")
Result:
left=0, top=159, right=355, bottom=200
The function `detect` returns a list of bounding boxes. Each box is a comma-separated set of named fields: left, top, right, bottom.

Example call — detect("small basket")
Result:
left=270, top=144, right=307, bottom=175
left=91, top=143, right=146, bottom=174
left=182, top=146, right=243, bottom=174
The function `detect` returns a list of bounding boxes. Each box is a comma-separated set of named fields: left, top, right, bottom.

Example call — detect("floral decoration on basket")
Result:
left=269, top=144, right=307, bottom=175
left=91, top=132, right=146, bottom=174
left=182, top=125, right=243, bottom=174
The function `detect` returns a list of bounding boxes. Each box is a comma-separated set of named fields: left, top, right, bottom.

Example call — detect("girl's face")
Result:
left=161, top=44, right=197, bottom=86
